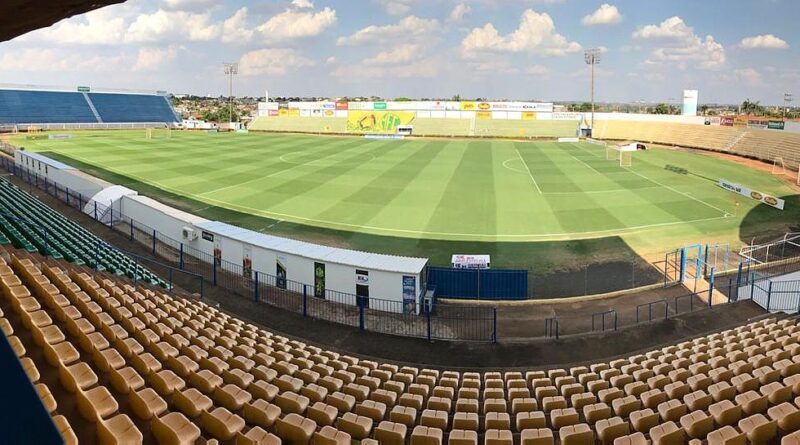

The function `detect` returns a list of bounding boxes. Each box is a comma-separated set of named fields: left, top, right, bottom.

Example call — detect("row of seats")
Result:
left=0, top=88, right=179, bottom=125
left=0, top=177, right=164, bottom=286
left=4, top=241, right=800, bottom=445
left=732, top=131, right=800, bottom=173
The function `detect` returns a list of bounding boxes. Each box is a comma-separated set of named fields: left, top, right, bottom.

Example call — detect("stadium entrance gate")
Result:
left=664, top=244, right=724, bottom=292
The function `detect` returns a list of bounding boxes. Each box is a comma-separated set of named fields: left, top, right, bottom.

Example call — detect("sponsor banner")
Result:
left=321, top=102, right=335, bottom=110
left=347, top=101, right=371, bottom=110
left=552, top=112, right=583, bottom=121
left=768, top=120, right=785, bottom=130
left=682, top=89, right=698, bottom=116
left=720, top=116, right=734, bottom=126
left=268, top=109, right=279, bottom=116
left=477, top=102, right=491, bottom=111
left=451, top=254, right=490, bottom=269
left=288, top=109, right=300, bottom=117
left=733, top=117, right=748, bottom=127
left=303, top=109, right=314, bottom=117
left=521, top=111, right=537, bottom=120
left=718, top=179, right=784, bottom=210
left=747, top=119, right=768, bottom=129
left=278, top=109, right=289, bottom=117
left=347, top=110, right=416, bottom=134
left=335, top=100, right=348, bottom=110
left=476, top=111, right=492, bottom=119
left=356, top=271, right=369, bottom=285
left=402, top=276, right=416, bottom=315
left=372, top=101, right=387, bottom=110
left=323, top=109, right=335, bottom=117
left=557, top=137, right=580, bottom=143
left=708, top=117, right=721, bottom=125
left=460, top=101, right=476, bottom=111
left=444, top=101, right=461, bottom=111
left=364, top=134, right=405, bottom=140
left=287, top=101, right=302, bottom=109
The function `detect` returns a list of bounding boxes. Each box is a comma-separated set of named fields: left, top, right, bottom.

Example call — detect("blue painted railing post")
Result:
left=152, top=230, right=157, bottom=255
left=129, top=221, right=133, bottom=240
left=212, top=260, right=217, bottom=286
left=492, top=308, right=497, bottom=343
left=707, top=267, right=715, bottom=307
left=750, top=272, right=756, bottom=300
left=426, top=307, right=432, bottom=341
left=303, top=285, right=308, bottom=317
left=179, top=243, right=184, bottom=270
left=94, top=201, right=98, bottom=221
left=109, top=205, right=113, bottom=227
left=359, top=302, right=365, bottom=331
left=766, top=281, right=773, bottom=311
left=254, top=272, right=260, bottom=302
left=735, top=262, right=743, bottom=301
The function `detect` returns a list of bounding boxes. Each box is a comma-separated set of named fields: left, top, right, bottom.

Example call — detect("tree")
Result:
left=740, top=98, right=764, bottom=116
left=452, top=94, right=461, bottom=102
left=394, top=97, right=413, bottom=102
left=699, top=105, right=709, bottom=116
left=654, top=103, right=670, bottom=114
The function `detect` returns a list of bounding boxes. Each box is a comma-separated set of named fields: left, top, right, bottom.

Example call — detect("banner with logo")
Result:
left=402, top=275, right=416, bottom=314
left=521, top=112, right=537, bottom=120
left=768, top=120, right=785, bottom=130
left=476, top=111, right=492, bottom=119
left=718, top=179, right=784, bottom=210
left=552, top=112, right=583, bottom=121
left=323, top=109, right=335, bottom=117
left=288, top=109, right=300, bottom=117
left=346, top=110, right=416, bottom=134
left=268, top=109, right=279, bottom=116
left=335, top=100, right=348, bottom=110
left=460, top=101, right=476, bottom=111
left=372, top=102, right=387, bottom=110
left=278, top=109, right=289, bottom=117
left=720, top=116, right=734, bottom=126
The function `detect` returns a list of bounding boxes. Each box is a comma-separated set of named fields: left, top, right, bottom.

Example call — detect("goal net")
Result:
left=772, top=157, right=786, bottom=176
left=606, top=145, right=633, bottom=167
left=145, top=127, right=172, bottom=139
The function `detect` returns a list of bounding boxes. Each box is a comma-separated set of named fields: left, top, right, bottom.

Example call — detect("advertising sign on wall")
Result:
left=718, top=179, right=785, bottom=210
left=451, top=254, right=491, bottom=269
left=720, top=116, right=734, bottom=126
left=460, top=101, right=476, bottom=111
left=314, top=262, right=326, bottom=298
left=372, top=102, right=387, bottom=110
left=768, top=120, right=785, bottom=130
left=335, top=100, right=348, bottom=110
left=682, top=89, right=698, bottom=116
left=402, top=275, right=416, bottom=314
left=476, top=111, right=492, bottom=119
left=521, top=112, right=537, bottom=120
left=347, top=111, right=416, bottom=134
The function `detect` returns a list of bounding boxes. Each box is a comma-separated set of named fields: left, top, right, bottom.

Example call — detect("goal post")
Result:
left=772, top=157, right=786, bottom=176
left=606, top=144, right=634, bottom=167
left=145, top=127, right=172, bottom=140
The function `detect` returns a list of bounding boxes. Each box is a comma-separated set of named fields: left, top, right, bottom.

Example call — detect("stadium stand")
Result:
left=0, top=89, right=98, bottom=124
left=0, top=87, right=178, bottom=125
left=3, top=239, right=800, bottom=444
left=0, top=178, right=164, bottom=286
left=88, top=92, right=178, bottom=124
left=731, top=130, right=800, bottom=172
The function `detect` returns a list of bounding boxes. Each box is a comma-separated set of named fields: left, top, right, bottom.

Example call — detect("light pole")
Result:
left=584, top=48, right=601, bottom=131
left=223, top=62, right=238, bottom=127
left=784, top=93, right=793, bottom=121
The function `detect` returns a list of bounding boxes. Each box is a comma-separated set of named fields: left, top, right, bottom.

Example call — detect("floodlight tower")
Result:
left=584, top=48, right=601, bottom=130
left=223, top=62, right=238, bottom=126
left=784, top=93, right=793, bottom=120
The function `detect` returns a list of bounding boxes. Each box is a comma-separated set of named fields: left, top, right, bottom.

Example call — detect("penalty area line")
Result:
left=514, top=147, right=542, bottom=194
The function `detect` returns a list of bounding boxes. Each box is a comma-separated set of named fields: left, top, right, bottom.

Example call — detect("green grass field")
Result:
left=16, top=130, right=800, bottom=274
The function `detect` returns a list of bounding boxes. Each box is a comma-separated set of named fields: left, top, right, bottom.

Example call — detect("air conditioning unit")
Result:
left=182, top=227, right=198, bottom=241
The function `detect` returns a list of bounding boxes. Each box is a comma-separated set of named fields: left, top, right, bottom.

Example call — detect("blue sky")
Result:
left=0, top=0, right=796, bottom=104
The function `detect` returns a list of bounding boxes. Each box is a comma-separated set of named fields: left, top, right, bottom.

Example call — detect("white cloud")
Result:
left=633, top=16, right=725, bottom=70
left=133, top=46, right=178, bottom=71
left=162, top=0, right=216, bottom=11
left=239, top=48, right=315, bottom=76
left=222, top=8, right=254, bottom=44
left=126, top=10, right=221, bottom=43
left=326, top=56, right=337, bottom=64
left=582, top=4, right=622, bottom=26
left=448, top=3, right=472, bottom=23
left=739, top=34, right=789, bottom=49
left=34, top=8, right=126, bottom=44
left=333, top=58, right=439, bottom=79
left=257, top=7, right=337, bottom=41
left=337, top=16, right=439, bottom=46
left=0, top=48, right=125, bottom=72
left=461, top=9, right=581, bottom=56
left=375, top=0, right=418, bottom=16
left=364, top=44, right=420, bottom=65
left=733, top=68, right=763, bottom=85
left=291, top=0, right=314, bottom=8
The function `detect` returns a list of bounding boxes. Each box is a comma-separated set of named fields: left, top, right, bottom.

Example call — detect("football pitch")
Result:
left=19, top=130, right=800, bottom=271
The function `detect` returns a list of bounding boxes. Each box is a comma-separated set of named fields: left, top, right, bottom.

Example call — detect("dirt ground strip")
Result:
left=3, top=170, right=774, bottom=368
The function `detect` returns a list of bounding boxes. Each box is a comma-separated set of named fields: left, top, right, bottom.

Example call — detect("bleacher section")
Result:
left=0, top=178, right=164, bottom=286
left=88, top=93, right=178, bottom=124
left=594, top=120, right=800, bottom=173
left=0, top=89, right=97, bottom=124
left=0, top=88, right=178, bottom=125
left=4, top=241, right=800, bottom=444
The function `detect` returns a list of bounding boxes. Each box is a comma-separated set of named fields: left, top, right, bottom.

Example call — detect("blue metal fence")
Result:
left=427, top=266, right=528, bottom=300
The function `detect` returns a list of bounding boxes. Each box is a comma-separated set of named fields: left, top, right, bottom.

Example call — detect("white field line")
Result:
left=573, top=143, right=733, bottom=218
left=514, top=147, right=542, bottom=194
left=564, top=149, right=604, bottom=175
left=45, top=147, right=733, bottom=242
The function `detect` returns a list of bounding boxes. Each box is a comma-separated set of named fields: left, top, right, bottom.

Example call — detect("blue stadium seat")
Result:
left=0, top=89, right=96, bottom=124
left=88, top=93, right=178, bottom=123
